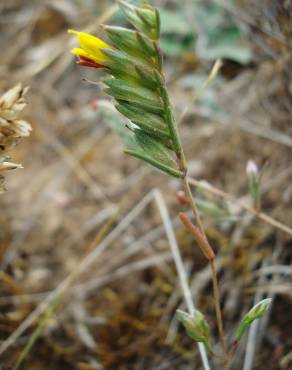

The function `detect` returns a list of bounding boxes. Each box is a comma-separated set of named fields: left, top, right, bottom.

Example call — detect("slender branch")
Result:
left=180, top=175, right=229, bottom=370
left=210, top=259, right=229, bottom=370
left=156, top=40, right=212, bottom=370
left=182, top=176, right=205, bottom=236
left=159, top=46, right=229, bottom=367
left=188, top=177, right=292, bottom=237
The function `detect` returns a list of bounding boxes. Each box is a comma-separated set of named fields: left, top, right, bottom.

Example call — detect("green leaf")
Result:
left=235, top=298, right=272, bottom=341
left=159, top=9, right=190, bottom=35
left=104, top=78, right=164, bottom=112
left=135, top=130, right=176, bottom=167
left=134, top=65, right=158, bottom=89
left=194, top=2, right=252, bottom=64
left=115, top=101, right=167, bottom=130
left=160, top=38, right=193, bottom=57
left=103, top=26, right=160, bottom=67
left=195, top=198, right=230, bottom=220
left=115, top=102, right=171, bottom=144
left=118, top=1, right=160, bottom=40
left=198, top=27, right=252, bottom=65
left=125, top=149, right=181, bottom=178
left=126, top=130, right=182, bottom=178
left=102, top=49, right=158, bottom=89
left=249, top=175, right=259, bottom=203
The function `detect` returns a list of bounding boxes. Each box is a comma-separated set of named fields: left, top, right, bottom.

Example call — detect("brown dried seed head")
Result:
left=0, top=83, right=31, bottom=193
left=0, top=84, right=31, bottom=149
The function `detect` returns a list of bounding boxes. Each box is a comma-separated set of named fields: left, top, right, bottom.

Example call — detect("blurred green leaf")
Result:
left=197, top=26, right=252, bottom=65
left=194, top=1, right=252, bottom=64
left=196, top=198, right=230, bottom=220
left=158, top=1, right=252, bottom=64
left=160, top=9, right=190, bottom=35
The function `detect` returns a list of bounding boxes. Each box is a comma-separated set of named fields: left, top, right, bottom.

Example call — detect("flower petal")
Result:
left=78, top=33, right=110, bottom=62
left=77, top=56, right=103, bottom=69
left=71, top=47, right=91, bottom=59
left=69, top=29, right=110, bottom=64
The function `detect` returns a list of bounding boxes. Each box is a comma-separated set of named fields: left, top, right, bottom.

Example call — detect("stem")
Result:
left=156, top=43, right=212, bottom=370
left=182, top=176, right=205, bottom=235
left=160, top=54, right=229, bottom=366
left=182, top=175, right=230, bottom=370
left=210, top=259, right=229, bottom=370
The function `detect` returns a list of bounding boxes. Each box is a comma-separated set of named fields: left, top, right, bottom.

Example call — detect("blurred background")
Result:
left=0, top=0, right=291, bottom=369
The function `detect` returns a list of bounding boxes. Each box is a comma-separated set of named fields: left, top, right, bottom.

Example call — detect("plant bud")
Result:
left=246, top=159, right=260, bottom=210
left=177, top=309, right=211, bottom=351
left=246, top=160, right=259, bottom=177
left=235, top=298, right=272, bottom=341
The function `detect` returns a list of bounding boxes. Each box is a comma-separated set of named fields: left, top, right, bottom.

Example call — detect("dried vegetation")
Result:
left=0, top=1, right=291, bottom=369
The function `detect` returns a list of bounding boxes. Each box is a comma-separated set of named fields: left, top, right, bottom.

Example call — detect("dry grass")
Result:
left=0, top=1, right=291, bottom=369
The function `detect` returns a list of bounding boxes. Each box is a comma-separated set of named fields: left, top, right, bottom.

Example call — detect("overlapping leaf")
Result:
left=100, top=1, right=183, bottom=178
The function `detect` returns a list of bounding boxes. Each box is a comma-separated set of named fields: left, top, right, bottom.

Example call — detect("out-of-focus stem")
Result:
left=163, top=61, right=229, bottom=366
left=180, top=174, right=229, bottom=370
left=182, top=176, right=205, bottom=235
left=210, top=258, right=229, bottom=370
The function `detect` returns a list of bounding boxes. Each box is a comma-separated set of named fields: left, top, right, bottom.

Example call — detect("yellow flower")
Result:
left=68, top=29, right=111, bottom=68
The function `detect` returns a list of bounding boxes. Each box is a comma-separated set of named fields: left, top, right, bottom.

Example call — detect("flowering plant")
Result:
left=69, top=0, right=186, bottom=179
left=69, top=2, right=272, bottom=369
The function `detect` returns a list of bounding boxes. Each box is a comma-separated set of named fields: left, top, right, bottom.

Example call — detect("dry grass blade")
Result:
left=1, top=0, right=291, bottom=368
left=0, top=191, right=153, bottom=356
left=12, top=296, right=60, bottom=370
